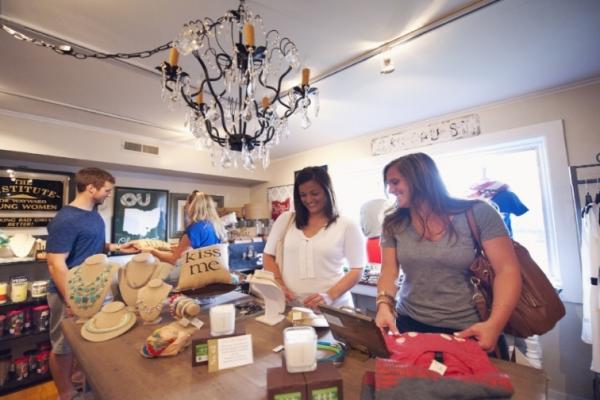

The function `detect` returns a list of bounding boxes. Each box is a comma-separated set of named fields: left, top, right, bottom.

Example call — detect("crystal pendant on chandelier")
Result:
left=157, top=0, right=319, bottom=170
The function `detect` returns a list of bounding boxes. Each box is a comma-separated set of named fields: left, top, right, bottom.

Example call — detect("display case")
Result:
left=0, top=260, right=52, bottom=395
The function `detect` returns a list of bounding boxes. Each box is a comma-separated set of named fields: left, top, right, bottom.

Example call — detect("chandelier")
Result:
left=0, top=0, right=319, bottom=170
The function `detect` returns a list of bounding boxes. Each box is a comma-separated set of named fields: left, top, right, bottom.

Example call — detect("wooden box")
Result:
left=303, top=362, right=343, bottom=400
left=267, top=366, right=307, bottom=400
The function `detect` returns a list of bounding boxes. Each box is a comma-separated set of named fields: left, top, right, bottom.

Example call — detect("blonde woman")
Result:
left=151, top=191, right=226, bottom=264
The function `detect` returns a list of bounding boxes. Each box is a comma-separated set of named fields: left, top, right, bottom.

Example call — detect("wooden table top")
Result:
left=62, top=293, right=548, bottom=400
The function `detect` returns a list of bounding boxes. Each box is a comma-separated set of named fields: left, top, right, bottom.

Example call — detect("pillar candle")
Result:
left=283, top=326, right=317, bottom=373
left=169, top=47, right=179, bottom=67
left=301, top=68, right=310, bottom=86
left=244, top=23, right=255, bottom=47
left=261, top=96, right=269, bottom=109
left=210, top=304, right=235, bottom=336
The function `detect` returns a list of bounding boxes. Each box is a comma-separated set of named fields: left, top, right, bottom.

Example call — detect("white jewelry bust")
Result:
left=66, top=254, right=120, bottom=321
left=137, top=279, right=172, bottom=325
left=118, top=253, right=173, bottom=310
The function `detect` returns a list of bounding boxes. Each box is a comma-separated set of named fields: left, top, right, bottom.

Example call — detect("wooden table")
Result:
left=62, top=293, right=548, bottom=400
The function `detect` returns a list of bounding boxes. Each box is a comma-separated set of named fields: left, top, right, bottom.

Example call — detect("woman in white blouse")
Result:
left=263, top=166, right=366, bottom=308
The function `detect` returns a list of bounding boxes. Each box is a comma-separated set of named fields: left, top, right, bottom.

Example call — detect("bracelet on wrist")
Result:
left=376, top=300, right=397, bottom=317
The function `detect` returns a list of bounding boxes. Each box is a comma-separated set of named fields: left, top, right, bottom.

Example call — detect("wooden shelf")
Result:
left=0, top=296, right=47, bottom=309
left=0, top=371, right=52, bottom=396
left=0, top=330, right=50, bottom=345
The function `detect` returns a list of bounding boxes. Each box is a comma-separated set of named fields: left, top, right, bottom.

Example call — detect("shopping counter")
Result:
left=61, top=292, right=548, bottom=400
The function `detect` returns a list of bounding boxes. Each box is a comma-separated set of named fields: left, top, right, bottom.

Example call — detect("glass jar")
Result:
left=31, top=281, right=48, bottom=298
left=10, top=276, right=28, bottom=303
left=0, top=282, right=8, bottom=304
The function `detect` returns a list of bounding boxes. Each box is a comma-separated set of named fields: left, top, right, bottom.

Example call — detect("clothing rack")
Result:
left=570, top=160, right=600, bottom=400
left=569, top=161, right=600, bottom=245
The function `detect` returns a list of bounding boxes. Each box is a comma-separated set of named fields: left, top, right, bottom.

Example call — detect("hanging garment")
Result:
left=490, top=190, right=529, bottom=238
left=581, top=203, right=600, bottom=372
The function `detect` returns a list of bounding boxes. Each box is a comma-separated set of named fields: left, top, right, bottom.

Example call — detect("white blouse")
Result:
left=264, top=211, right=366, bottom=307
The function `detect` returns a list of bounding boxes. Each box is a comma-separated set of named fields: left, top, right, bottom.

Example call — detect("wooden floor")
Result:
left=0, top=381, right=57, bottom=400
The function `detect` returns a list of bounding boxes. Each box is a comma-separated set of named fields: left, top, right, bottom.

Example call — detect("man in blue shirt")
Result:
left=46, top=167, right=137, bottom=400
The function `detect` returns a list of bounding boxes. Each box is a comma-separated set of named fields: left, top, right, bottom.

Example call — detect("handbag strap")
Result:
left=465, top=208, right=483, bottom=254
left=278, top=212, right=296, bottom=272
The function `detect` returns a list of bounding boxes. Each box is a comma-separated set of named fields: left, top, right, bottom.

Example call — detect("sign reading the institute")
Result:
left=0, top=177, right=64, bottom=211
left=0, top=169, right=71, bottom=228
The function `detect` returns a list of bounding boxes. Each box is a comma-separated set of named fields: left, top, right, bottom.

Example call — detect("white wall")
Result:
left=250, top=78, right=600, bottom=399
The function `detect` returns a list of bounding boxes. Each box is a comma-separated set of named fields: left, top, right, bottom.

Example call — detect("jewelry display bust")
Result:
left=137, top=279, right=172, bottom=325
left=66, top=254, right=120, bottom=321
left=81, top=301, right=136, bottom=342
left=118, top=253, right=173, bottom=310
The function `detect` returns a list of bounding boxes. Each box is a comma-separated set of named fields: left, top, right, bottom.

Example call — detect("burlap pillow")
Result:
left=131, top=239, right=172, bottom=251
left=175, top=244, right=231, bottom=291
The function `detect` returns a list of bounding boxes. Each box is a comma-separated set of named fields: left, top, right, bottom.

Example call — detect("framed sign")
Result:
left=169, top=193, right=226, bottom=239
left=0, top=168, right=73, bottom=228
left=112, top=187, right=168, bottom=244
left=168, top=193, right=188, bottom=239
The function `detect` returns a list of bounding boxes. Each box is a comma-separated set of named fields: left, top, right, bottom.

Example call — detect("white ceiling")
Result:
left=1, top=0, right=599, bottom=160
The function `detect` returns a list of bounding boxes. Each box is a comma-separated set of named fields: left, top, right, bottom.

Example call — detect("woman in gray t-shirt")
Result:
left=375, top=153, right=522, bottom=353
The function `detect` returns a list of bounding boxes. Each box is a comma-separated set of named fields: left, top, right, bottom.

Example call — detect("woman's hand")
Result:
left=375, top=302, right=399, bottom=335
left=454, top=321, right=502, bottom=352
left=274, top=278, right=296, bottom=302
left=303, top=292, right=332, bottom=309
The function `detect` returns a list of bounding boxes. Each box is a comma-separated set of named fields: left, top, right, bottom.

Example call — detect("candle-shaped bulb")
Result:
left=196, top=91, right=203, bottom=105
left=261, top=96, right=269, bottom=109
left=244, top=23, right=255, bottom=47
left=301, top=68, right=310, bottom=86
left=169, top=47, right=179, bottom=67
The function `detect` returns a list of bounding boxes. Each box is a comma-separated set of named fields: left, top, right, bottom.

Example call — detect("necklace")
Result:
left=123, top=263, right=158, bottom=289
left=136, top=299, right=165, bottom=315
left=68, top=265, right=112, bottom=310
left=84, top=313, right=133, bottom=334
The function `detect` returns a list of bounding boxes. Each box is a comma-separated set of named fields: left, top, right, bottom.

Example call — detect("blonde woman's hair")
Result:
left=186, top=191, right=226, bottom=241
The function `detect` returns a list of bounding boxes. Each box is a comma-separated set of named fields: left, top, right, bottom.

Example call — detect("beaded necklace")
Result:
left=136, top=299, right=165, bottom=315
left=123, top=263, right=158, bottom=290
left=68, top=265, right=112, bottom=310
left=84, top=313, right=133, bottom=334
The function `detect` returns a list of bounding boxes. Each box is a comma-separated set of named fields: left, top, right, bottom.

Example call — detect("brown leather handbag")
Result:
left=465, top=208, right=566, bottom=338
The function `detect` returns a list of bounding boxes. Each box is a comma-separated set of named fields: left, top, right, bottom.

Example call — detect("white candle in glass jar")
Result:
left=284, top=326, right=317, bottom=373
left=209, top=304, right=235, bottom=336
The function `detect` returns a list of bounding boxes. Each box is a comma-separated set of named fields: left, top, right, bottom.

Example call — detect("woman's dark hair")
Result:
left=293, top=166, right=339, bottom=229
left=382, top=152, right=477, bottom=240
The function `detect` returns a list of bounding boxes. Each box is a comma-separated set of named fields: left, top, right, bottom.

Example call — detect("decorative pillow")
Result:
left=175, top=244, right=232, bottom=291
left=130, top=239, right=172, bottom=251
left=271, top=198, right=290, bottom=220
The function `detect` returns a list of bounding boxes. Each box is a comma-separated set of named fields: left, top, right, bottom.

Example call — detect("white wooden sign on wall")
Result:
left=371, top=114, right=481, bottom=156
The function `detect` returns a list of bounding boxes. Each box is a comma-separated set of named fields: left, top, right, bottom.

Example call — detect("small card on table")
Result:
left=207, top=334, right=253, bottom=372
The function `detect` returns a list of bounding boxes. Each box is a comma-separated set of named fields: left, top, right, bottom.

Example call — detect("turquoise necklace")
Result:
left=68, top=265, right=112, bottom=310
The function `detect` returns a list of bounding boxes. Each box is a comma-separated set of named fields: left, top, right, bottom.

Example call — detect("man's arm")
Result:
left=47, top=252, right=70, bottom=299
left=105, top=242, right=139, bottom=254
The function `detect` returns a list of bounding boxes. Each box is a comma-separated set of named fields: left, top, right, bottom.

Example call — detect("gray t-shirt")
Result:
left=381, top=201, right=508, bottom=330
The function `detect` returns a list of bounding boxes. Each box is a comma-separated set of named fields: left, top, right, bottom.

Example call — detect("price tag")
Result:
left=428, top=359, right=447, bottom=376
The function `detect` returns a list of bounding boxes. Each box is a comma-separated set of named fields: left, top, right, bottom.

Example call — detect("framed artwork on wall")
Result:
left=112, top=187, right=168, bottom=244
left=267, top=185, right=294, bottom=221
left=168, top=193, right=225, bottom=239
left=168, top=192, right=188, bottom=239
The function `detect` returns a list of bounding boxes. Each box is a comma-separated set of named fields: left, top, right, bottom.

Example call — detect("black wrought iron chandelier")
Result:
left=1, top=0, right=319, bottom=170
